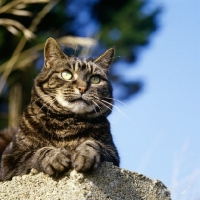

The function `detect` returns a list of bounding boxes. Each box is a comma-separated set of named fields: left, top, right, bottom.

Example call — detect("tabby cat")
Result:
left=0, top=37, right=119, bottom=181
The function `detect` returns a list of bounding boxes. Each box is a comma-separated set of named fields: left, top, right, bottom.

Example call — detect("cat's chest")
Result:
left=47, top=119, right=101, bottom=150
left=47, top=117, right=98, bottom=136
left=53, top=137, right=86, bottom=151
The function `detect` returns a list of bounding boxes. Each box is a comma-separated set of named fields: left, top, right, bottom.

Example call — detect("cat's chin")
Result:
left=56, top=95, right=93, bottom=114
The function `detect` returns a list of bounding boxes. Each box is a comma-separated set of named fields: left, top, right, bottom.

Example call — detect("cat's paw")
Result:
left=71, top=141, right=101, bottom=172
left=34, top=147, right=71, bottom=177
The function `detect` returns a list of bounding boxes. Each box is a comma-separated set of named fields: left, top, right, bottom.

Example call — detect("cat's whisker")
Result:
left=47, top=98, right=57, bottom=115
left=90, top=94, right=133, bottom=123
left=92, top=100, right=103, bottom=113
left=31, top=94, right=52, bottom=105
left=95, top=99, right=112, bottom=112
left=91, top=95, right=106, bottom=109
left=91, top=100, right=98, bottom=114
left=101, top=99, right=134, bottom=124
left=92, top=95, right=113, bottom=114
left=104, top=97, right=130, bottom=109
left=91, top=94, right=101, bottom=101
left=36, top=99, right=50, bottom=114
left=37, top=105, right=45, bottom=115
left=36, top=97, right=56, bottom=115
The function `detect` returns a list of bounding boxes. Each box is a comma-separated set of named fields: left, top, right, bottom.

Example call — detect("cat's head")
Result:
left=34, top=37, right=115, bottom=118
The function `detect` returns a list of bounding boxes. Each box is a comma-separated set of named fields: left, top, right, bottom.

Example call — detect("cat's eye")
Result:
left=90, top=75, right=101, bottom=84
left=61, top=71, right=73, bottom=80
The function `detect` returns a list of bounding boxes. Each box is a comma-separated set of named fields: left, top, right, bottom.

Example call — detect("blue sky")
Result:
left=108, top=0, right=200, bottom=199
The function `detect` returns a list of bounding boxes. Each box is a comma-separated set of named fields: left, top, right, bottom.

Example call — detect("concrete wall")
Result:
left=0, top=162, right=171, bottom=200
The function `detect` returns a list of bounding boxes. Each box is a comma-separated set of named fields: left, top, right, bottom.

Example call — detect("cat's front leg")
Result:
left=71, top=140, right=101, bottom=172
left=32, top=147, right=71, bottom=177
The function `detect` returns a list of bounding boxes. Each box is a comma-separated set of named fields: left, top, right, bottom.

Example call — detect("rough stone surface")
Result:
left=0, top=162, right=171, bottom=200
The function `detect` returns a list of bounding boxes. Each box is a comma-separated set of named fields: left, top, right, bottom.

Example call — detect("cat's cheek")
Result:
left=55, top=93, right=70, bottom=108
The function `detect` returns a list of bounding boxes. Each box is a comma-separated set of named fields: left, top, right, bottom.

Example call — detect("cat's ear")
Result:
left=44, top=37, right=66, bottom=69
left=94, top=48, right=115, bottom=71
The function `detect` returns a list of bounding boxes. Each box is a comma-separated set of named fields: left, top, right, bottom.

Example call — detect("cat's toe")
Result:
left=71, top=141, right=101, bottom=172
left=57, top=148, right=71, bottom=168
left=50, top=149, right=71, bottom=172
left=45, top=165, right=55, bottom=176
left=72, top=154, right=100, bottom=172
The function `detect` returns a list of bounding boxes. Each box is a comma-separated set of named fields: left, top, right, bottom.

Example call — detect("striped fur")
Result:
left=0, top=38, right=119, bottom=181
left=0, top=128, right=16, bottom=159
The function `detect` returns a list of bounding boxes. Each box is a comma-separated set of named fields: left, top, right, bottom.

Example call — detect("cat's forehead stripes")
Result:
left=58, top=56, right=106, bottom=78
left=68, top=58, right=95, bottom=74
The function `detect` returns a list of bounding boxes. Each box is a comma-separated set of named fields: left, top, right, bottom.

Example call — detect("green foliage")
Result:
left=93, top=0, right=160, bottom=61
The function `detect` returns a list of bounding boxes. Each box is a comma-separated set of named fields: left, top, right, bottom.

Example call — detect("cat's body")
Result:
left=0, top=38, right=119, bottom=181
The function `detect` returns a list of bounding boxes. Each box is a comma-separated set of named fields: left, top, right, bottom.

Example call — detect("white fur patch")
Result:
left=56, top=92, right=93, bottom=114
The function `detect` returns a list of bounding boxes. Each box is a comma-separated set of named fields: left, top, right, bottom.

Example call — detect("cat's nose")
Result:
left=78, top=86, right=86, bottom=94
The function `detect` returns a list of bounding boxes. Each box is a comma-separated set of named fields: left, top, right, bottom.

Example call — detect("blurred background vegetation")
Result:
left=0, top=0, right=161, bottom=129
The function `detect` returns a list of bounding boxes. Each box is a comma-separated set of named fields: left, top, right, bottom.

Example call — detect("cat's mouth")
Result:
left=70, top=97, right=90, bottom=105
left=55, top=93, right=93, bottom=114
